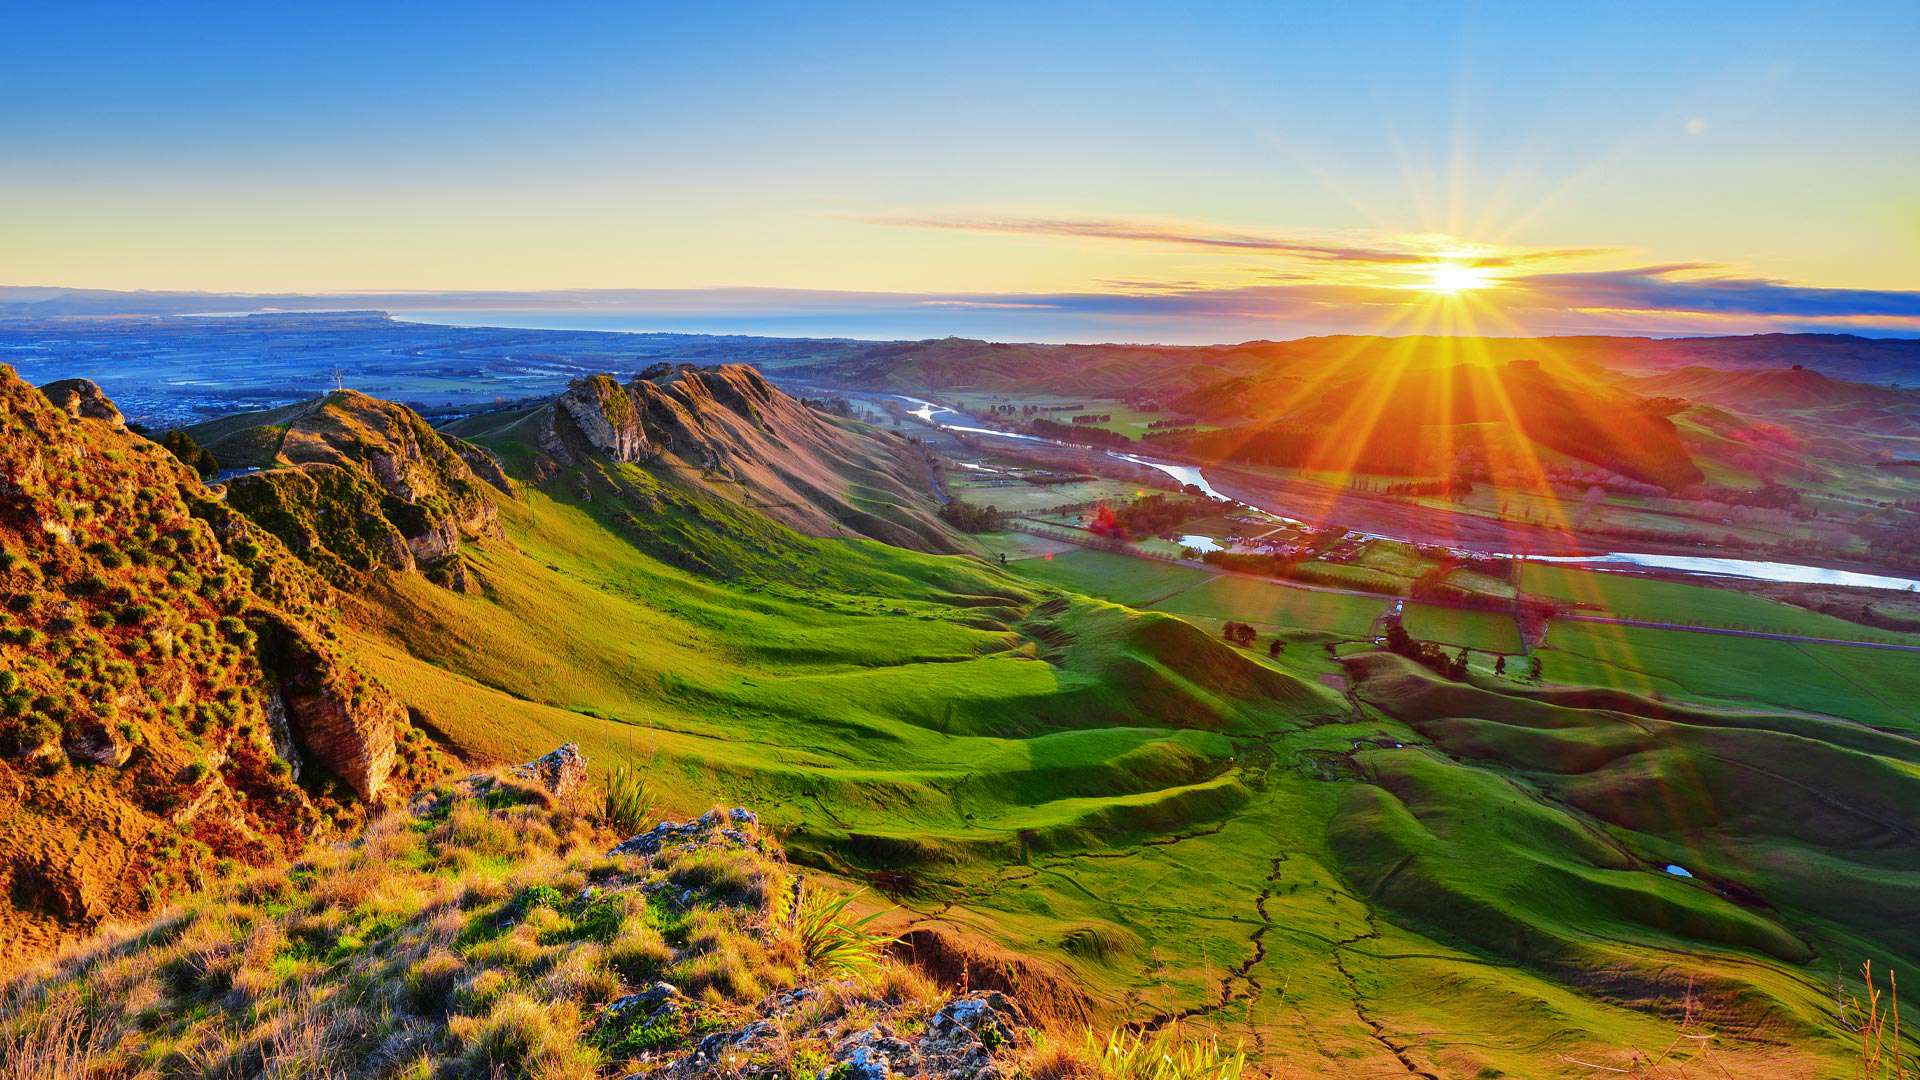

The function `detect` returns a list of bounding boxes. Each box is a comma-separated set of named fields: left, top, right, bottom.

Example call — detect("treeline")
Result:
left=1086, top=493, right=1212, bottom=540
left=938, top=499, right=1004, bottom=533
left=1027, top=417, right=1132, bottom=449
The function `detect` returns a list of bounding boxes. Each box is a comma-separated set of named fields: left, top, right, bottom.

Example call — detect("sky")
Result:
left=2, top=1, right=1917, bottom=342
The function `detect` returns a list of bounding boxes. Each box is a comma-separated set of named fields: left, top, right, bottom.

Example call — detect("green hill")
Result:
left=4, top=369, right=1916, bottom=1076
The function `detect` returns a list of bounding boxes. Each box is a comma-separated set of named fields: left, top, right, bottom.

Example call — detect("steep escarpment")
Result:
left=188, top=390, right=507, bottom=585
left=500, top=363, right=961, bottom=553
left=0, top=368, right=442, bottom=955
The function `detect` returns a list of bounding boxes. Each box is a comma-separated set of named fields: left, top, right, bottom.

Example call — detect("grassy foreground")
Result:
left=2, top=761, right=1245, bottom=1079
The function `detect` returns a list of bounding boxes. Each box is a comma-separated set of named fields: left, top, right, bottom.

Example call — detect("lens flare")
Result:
left=1421, top=262, right=1494, bottom=294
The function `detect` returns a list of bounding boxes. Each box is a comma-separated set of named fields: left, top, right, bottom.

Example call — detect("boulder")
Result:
left=915, top=993, right=1026, bottom=1079
left=38, top=378, right=125, bottom=428
left=513, top=743, right=588, bottom=798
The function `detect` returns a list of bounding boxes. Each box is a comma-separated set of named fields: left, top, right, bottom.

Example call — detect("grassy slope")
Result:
left=987, top=538, right=1918, bottom=1074
left=359, top=485, right=1910, bottom=1076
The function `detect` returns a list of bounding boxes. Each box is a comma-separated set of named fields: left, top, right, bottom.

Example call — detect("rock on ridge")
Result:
left=37, top=378, right=125, bottom=428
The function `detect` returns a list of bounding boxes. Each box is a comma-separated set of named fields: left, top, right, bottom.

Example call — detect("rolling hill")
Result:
left=3, top=364, right=1917, bottom=1076
left=1170, top=360, right=1705, bottom=489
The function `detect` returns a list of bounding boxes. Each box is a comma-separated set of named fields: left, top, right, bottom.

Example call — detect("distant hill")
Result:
left=1166, top=360, right=1705, bottom=490
left=1631, top=364, right=1920, bottom=412
left=445, top=362, right=964, bottom=556
left=791, top=332, right=1920, bottom=395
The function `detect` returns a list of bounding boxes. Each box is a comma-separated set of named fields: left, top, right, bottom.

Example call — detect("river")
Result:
left=892, top=396, right=1920, bottom=592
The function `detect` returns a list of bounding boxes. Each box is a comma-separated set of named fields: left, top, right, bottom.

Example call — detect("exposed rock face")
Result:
left=533, top=364, right=964, bottom=553
left=189, top=390, right=505, bottom=583
left=255, top=614, right=401, bottom=800
left=553, top=373, right=653, bottom=463
left=37, top=378, right=125, bottom=428
left=448, top=436, right=514, bottom=493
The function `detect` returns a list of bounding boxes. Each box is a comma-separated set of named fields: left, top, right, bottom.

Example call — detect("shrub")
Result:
left=794, top=885, right=888, bottom=978
left=599, top=763, right=656, bottom=837
left=1085, top=1027, right=1245, bottom=1080
left=450, top=993, right=595, bottom=1080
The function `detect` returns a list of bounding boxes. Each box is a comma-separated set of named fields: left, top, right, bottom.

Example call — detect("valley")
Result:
left=3, top=324, right=1918, bottom=1078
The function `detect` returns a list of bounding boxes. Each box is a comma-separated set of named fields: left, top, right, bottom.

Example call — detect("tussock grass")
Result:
left=598, top=762, right=657, bottom=837
left=794, top=885, right=889, bottom=978
left=0, top=772, right=964, bottom=1079
left=1013, top=1026, right=1246, bottom=1080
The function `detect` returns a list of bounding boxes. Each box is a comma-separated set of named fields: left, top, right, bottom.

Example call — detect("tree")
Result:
left=1222, top=621, right=1256, bottom=647
left=1268, top=639, right=1285, bottom=658
left=159, top=429, right=218, bottom=477
left=938, top=499, right=1003, bottom=533
left=1529, top=656, right=1544, bottom=680
left=1447, top=648, right=1470, bottom=680
left=1493, top=654, right=1506, bottom=676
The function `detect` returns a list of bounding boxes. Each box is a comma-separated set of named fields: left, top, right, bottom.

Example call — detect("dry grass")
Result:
left=0, top=779, right=976, bottom=1080
left=1563, top=965, right=1918, bottom=1079
left=1844, top=962, right=1912, bottom=1080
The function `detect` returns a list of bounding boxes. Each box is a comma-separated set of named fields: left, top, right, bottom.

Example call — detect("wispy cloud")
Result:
left=1513, top=265, right=1920, bottom=319
left=858, top=212, right=1613, bottom=268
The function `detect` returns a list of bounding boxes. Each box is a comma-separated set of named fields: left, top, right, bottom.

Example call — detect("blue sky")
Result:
left=2, top=1, right=1915, bottom=340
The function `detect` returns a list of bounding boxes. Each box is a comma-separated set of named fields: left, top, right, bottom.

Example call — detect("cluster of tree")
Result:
left=802, top=396, right=855, bottom=418
left=1383, top=623, right=1474, bottom=679
left=938, top=498, right=1003, bottom=533
left=158, top=429, right=218, bottom=477
left=1141, top=428, right=1200, bottom=441
left=1085, top=493, right=1211, bottom=540
left=1148, top=417, right=1197, bottom=429
left=1070, top=414, right=1114, bottom=424
left=1385, top=623, right=1540, bottom=681
left=1026, top=417, right=1132, bottom=449
left=1374, top=478, right=1471, bottom=497
left=1215, top=620, right=1288, bottom=657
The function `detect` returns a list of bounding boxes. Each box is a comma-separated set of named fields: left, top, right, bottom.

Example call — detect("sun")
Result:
left=1419, top=261, right=1495, bottom=294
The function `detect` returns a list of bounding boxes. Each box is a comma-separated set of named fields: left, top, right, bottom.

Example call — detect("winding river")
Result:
left=895, top=396, right=1920, bottom=592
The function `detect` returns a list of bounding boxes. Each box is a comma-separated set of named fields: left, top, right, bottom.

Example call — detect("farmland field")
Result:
left=1004, top=546, right=1214, bottom=606
left=1540, top=620, right=1920, bottom=732
left=1519, top=563, right=1914, bottom=642
left=1402, top=602, right=1524, bottom=652
left=1145, top=574, right=1389, bottom=638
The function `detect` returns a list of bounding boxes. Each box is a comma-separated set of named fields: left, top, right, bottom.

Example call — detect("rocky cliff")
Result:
left=0, top=367, right=441, bottom=955
left=189, top=390, right=509, bottom=585
left=518, top=363, right=961, bottom=553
